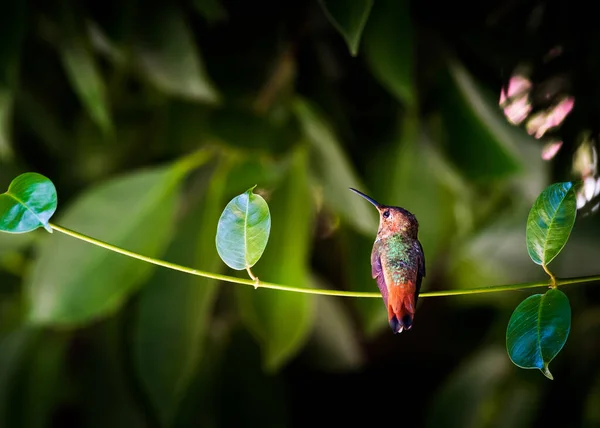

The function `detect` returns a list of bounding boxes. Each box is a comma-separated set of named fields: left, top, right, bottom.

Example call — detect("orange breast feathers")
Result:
left=382, top=259, right=418, bottom=332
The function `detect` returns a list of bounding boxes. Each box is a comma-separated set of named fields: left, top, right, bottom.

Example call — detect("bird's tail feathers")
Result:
left=388, top=293, right=415, bottom=334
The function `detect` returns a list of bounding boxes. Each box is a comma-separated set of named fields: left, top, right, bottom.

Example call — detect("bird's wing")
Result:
left=371, top=240, right=389, bottom=307
left=415, top=240, right=426, bottom=297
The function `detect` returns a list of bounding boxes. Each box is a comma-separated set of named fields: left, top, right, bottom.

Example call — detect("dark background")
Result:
left=0, top=0, right=599, bottom=427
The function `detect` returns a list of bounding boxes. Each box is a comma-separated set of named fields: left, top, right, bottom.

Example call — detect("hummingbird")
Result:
left=350, top=188, right=426, bottom=334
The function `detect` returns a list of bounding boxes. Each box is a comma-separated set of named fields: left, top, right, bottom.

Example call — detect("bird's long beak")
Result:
left=349, top=188, right=381, bottom=208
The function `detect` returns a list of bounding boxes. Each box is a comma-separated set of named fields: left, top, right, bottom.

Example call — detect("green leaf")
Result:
left=0, top=0, right=26, bottom=160
left=25, top=162, right=194, bottom=326
left=135, top=159, right=231, bottom=427
left=439, top=60, right=522, bottom=180
left=132, top=2, right=220, bottom=103
left=318, top=0, right=373, bottom=57
left=506, top=288, right=571, bottom=379
left=363, top=0, right=414, bottom=105
left=237, top=145, right=315, bottom=371
left=216, top=186, right=271, bottom=271
left=0, top=173, right=58, bottom=234
left=58, top=3, right=112, bottom=134
left=526, top=182, right=577, bottom=266
left=292, top=97, right=378, bottom=235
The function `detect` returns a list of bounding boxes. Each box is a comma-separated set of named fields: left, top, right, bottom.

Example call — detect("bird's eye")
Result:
left=383, top=210, right=390, bottom=218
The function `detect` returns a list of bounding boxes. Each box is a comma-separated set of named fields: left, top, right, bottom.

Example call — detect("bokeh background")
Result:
left=1, top=0, right=600, bottom=427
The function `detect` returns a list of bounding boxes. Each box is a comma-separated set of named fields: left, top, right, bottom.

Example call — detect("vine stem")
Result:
left=246, top=267, right=259, bottom=289
left=49, top=223, right=600, bottom=298
left=542, top=263, right=557, bottom=288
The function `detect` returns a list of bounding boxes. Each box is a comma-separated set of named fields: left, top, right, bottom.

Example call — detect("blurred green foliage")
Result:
left=0, top=0, right=599, bottom=427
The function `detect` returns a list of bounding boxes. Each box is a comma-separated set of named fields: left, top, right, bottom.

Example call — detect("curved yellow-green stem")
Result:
left=49, top=223, right=600, bottom=298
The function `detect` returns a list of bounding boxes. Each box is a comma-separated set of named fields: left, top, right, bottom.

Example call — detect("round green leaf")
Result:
left=526, top=182, right=577, bottom=266
left=506, top=288, right=571, bottom=379
left=216, top=186, right=271, bottom=270
left=0, top=173, right=57, bottom=234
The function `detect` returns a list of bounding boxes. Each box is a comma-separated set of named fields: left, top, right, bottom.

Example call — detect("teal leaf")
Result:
left=0, top=173, right=57, bottom=234
left=215, top=186, right=271, bottom=271
left=133, top=3, right=220, bottom=103
left=292, top=97, right=378, bottom=235
left=58, top=4, right=112, bottom=134
left=135, top=159, right=230, bottom=427
left=506, top=288, right=571, bottom=379
left=25, top=162, right=194, bottom=326
left=363, top=0, right=414, bottom=105
left=526, top=182, right=577, bottom=266
left=318, top=0, right=373, bottom=56
left=237, top=145, right=315, bottom=370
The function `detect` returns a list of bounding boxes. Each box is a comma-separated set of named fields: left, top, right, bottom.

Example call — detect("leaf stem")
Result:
left=542, top=263, right=557, bottom=288
left=49, top=223, right=600, bottom=298
left=246, top=267, right=259, bottom=289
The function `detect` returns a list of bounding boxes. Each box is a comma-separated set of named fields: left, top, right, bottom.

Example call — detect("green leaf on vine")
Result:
left=506, top=288, right=571, bottom=379
left=0, top=173, right=57, bottom=234
left=216, top=186, right=271, bottom=270
left=526, top=182, right=577, bottom=266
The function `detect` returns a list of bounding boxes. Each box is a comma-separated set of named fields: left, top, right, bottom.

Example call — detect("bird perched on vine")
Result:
left=350, top=188, right=426, bottom=333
